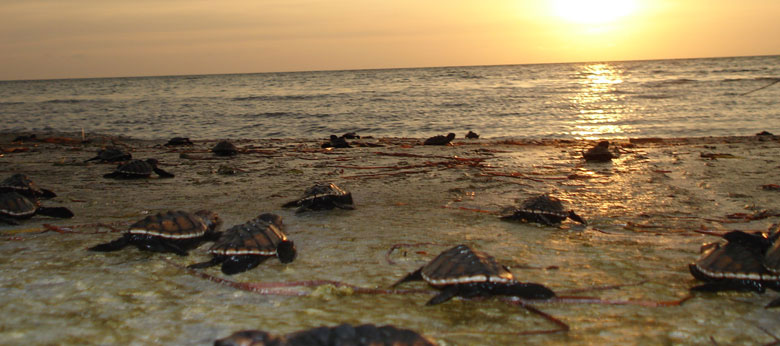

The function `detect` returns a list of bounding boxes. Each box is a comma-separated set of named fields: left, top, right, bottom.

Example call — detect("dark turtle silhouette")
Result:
left=213, top=141, right=238, bottom=156
left=103, top=159, right=174, bottom=179
left=0, top=191, right=73, bottom=224
left=0, top=173, right=57, bottom=199
left=282, top=183, right=354, bottom=213
left=689, top=225, right=780, bottom=308
left=391, top=244, right=555, bottom=305
left=500, top=194, right=586, bottom=226
left=88, top=210, right=222, bottom=256
left=423, top=133, right=456, bottom=146
left=214, top=323, right=436, bottom=346
left=342, top=132, right=360, bottom=139
left=165, top=137, right=194, bottom=146
left=188, top=213, right=296, bottom=274
left=465, top=131, right=479, bottom=139
left=321, top=135, right=351, bottom=149
left=583, top=141, right=619, bottom=162
left=84, top=146, right=132, bottom=163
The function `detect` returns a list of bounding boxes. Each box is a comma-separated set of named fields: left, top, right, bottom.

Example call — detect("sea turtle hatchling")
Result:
left=0, top=173, right=57, bottom=199
left=689, top=225, right=780, bottom=308
left=391, top=244, right=556, bottom=305
left=103, top=159, right=174, bottom=179
left=282, top=183, right=354, bottom=213
left=423, top=133, right=456, bottom=146
left=188, top=213, right=296, bottom=274
left=500, top=194, right=586, bottom=226
left=212, top=140, right=238, bottom=156
left=0, top=191, right=73, bottom=224
left=165, top=137, right=194, bottom=146
left=88, top=210, right=222, bottom=256
left=84, top=146, right=132, bottom=163
left=215, top=323, right=436, bottom=346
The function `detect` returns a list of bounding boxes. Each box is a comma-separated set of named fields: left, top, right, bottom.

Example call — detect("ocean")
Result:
left=1, top=55, right=778, bottom=140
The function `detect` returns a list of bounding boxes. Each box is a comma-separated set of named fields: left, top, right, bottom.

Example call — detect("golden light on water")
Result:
left=569, top=64, right=633, bottom=139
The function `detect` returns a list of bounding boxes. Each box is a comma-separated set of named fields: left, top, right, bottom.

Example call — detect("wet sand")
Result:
left=1, top=131, right=780, bottom=345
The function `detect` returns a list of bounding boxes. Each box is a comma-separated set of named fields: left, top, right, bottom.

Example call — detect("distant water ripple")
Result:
left=1, top=55, right=778, bottom=140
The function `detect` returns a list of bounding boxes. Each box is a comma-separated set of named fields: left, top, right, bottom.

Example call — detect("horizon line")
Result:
left=2, top=53, right=778, bottom=83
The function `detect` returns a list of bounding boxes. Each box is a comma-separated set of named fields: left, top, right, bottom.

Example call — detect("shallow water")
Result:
left=1, top=135, right=780, bottom=345
left=1, top=55, right=779, bottom=140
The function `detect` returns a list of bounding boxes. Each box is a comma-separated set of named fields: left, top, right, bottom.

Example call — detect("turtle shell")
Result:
left=165, top=137, right=193, bottom=146
left=0, top=191, right=38, bottom=219
left=213, top=141, right=238, bottom=156
left=110, top=159, right=154, bottom=177
left=88, top=146, right=131, bottom=163
left=215, top=324, right=436, bottom=346
left=208, top=214, right=288, bottom=256
left=500, top=194, right=576, bottom=225
left=423, top=133, right=455, bottom=145
left=128, top=210, right=216, bottom=239
left=689, top=230, right=780, bottom=285
left=283, top=183, right=354, bottom=211
left=0, top=174, right=57, bottom=199
left=420, top=244, right=514, bottom=286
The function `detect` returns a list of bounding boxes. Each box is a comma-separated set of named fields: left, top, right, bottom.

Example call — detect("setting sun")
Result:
left=552, top=0, right=639, bottom=24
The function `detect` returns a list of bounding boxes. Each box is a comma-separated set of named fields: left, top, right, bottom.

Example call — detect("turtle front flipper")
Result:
left=153, top=167, right=175, bottom=178
left=36, top=207, right=74, bottom=218
left=188, top=256, right=225, bottom=269
left=426, top=285, right=459, bottom=305
left=221, top=255, right=267, bottom=275
left=0, top=216, right=20, bottom=225
left=390, top=268, right=423, bottom=288
left=568, top=210, right=587, bottom=225
left=159, top=240, right=188, bottom=256
left=766, top=297, right=780, bottom=309
left=501, top=282, right=556, bottom=300
left=89, top=236, right=130, bottom=252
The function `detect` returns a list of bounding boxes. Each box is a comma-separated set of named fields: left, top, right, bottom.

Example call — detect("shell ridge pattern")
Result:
left=421, top=245, right=515, bottom=285
left=694, top=241, right=780, bottom=281
left=127, top=211, right=207, bottom=239
left=209, top=219, right=279, bottom=256
left=0, top=192, right=38, bottom=216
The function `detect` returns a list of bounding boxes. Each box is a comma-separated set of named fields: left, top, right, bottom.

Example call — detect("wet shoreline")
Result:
left=2, top=131, right=780, bottom=345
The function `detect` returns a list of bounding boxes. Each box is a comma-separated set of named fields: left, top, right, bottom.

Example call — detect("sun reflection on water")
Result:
left=569, top=64, right=633, bottom=139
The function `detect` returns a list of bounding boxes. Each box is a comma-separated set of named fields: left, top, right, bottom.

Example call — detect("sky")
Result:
left=1, top=0, right=778, bottom=80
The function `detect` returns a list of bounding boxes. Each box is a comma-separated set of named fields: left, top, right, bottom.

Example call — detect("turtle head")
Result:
left=446, top=133, right=456, bottom=141
left=195, top=210, right=222, bottom=231
left=277, top=240, right=297, bottom=264
left=214, top=330, right=276, bottom=346
left=596, top=140, right=610, bottom=148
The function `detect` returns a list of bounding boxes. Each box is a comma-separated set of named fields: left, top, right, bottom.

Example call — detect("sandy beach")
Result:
left=1, top=131, right=780, bottom=345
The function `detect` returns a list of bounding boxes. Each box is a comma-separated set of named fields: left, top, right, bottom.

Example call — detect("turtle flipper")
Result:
left=159, top=240, right=188, bottom=256
left=89, top=236, right=130, bottom=252
left=537, top=213, right=554, bottom=226
left=426, top=286, right=459, bottom=305
left=39, top=189, right=57, bottom=199
left=390, top=268, right=423, bottom=288
left=568, top=210, right=587, bottom=225
left=36, top=207, right=74, bottom=219
left=503, top=282, right=556, bottom=300
left=188, top=256, right=225, bottom=269
left=221, top=255, right=266, bottom=275
left=282, top=199, right=301, bottom=208
left=765, top=297, right=780, bottom=309
left=0, top=216, right=20, bottom=225
left=84, top=156, right=100, bottom=163
left=103, top=172, right=121, bottom=179
left=153, top=167, right=175, bottom=178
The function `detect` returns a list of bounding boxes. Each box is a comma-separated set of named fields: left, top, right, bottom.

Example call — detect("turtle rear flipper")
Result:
left=390, top=268, right=423, bottom=288
left=425, top=285, right=458, bottom=305
left=89, top=236, right=130, bottom=252
left=282, top=199, right=300, bottom=208
left=766, top=297, right=780, bottom=309
left=568, top=210, right=587, bottom=225
left=153, top=167, right=175, bottom=178
left=37, top=207, right=74, bottom=218
left=188, top=257, right=225, bottom=269
left=103, top=172, right=121, bottom=179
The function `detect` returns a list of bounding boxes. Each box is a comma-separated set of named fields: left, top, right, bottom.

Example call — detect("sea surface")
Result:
left=1, top=55, right=779, bottom=140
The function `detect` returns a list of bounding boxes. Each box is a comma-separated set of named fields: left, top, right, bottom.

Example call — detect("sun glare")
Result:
left=552, top=0, right=638, bottom=24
